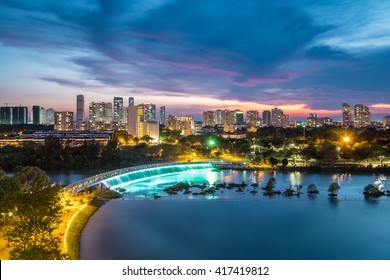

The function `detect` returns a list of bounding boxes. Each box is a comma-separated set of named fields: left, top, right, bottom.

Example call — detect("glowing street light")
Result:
left=343, top=136, right=350, bottom=143
left=208, top=139, right=216, bottom=147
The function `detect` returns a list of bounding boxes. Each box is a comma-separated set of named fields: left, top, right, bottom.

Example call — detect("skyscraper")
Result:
left=383, top=115, right=390, bottom=129
left=89, top=102, right=113, bottom=123
left=160, top=106, right=166, bottom=125
left=46, top=108, right=55, bottom=125
left=271, top=108, right=289, bottom=127
left=203, top=111, right=216, bottom=126
left=129, top=97, right=134, bottom=107
left=235, top=110, right=244, bottom=125
left=12, top=106, right=28, bottom=124
left=262, top=110, right=271, bottom=127
left=176, top=115, right=195, bottom=136
left=39, top=107, right=47, bottom=125
left=32, top=105, right=40, bottom=125
left=113, top=97, right=123, bottom=122
left=246, top=110, right=260, bottom=126
left=127, top=105, right=139, bottom=136
left=54, top=111, right=74, bottom=131
left=354, top=104, right=371, bottom=128
left=342, top=103, right=352, bottom=127
left=215, top=109, right=230, bottom=125
left=0, top=107, right=12, bottom=125
left=142, top=103, right=156, bottom=121
left=76, top=95, right=85, bottom=125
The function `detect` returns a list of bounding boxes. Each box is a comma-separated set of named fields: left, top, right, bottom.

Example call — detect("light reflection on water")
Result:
left=117, top=169, right=388, bottom=201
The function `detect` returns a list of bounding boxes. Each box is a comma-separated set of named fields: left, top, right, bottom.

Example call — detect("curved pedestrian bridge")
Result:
left=66, top=161, right=238, bottom=193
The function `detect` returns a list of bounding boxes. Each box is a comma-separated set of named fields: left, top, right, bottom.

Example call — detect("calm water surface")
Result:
left=78, top=169, right=390, bottom=260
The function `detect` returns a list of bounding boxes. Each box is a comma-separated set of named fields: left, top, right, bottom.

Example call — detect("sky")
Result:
left=1, top=0, right=390, bottom=121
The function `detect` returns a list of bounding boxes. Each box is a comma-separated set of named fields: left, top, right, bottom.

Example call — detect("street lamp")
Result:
left=208, top=139, right=216, bottom=147
left=343, top=136, right=350, bottom=143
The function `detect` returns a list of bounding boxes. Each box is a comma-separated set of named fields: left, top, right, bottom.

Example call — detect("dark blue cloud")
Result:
left=304, top=45, right=353, bottom=60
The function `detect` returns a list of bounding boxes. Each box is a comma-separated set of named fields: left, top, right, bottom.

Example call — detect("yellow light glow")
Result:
left=343, top=136, right=350, bottom=143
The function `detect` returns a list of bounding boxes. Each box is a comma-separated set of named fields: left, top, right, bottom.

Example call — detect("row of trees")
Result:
left=0, top=166, right=65, bottom=259
left=0, top=136, right=183, bottom=171
left=1, top=126, right=390, bottom=171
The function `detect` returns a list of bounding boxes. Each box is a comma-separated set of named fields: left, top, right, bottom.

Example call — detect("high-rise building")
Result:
left=39, top=107, right=47, bottom=125
left=125, top=102, right=159, bottom=137
left=89, top=102, right=113, bottom=124
left=246, top=110, right=260, bottom=126
left=342, top=103, right=352, bottom=127
left=54, top=111, right=74, bottom=131
left=354, top=104, right=371, bottom=128
left=76, top=95, right=85, bottom=125
left=142, top=103, right=156, bottom=121
left=271, top=108, right=289, bottom=127
left=120, top=107, right=127, bottom=124
left=32, top=105, right=40, bottom=125
left=160, top=106, right=166, bottom=125
left=262, top=110, right=271, bottom=127
left=127, top=104, right=159, bottom=139
left=46, top=108, right=55, bottom=125
left=214, top=109, right=230, bottom=125
left=166, top=115, right=177, bottom=128
left=235, top=110, right=244, bottom=125
left=176, top=115, right=195, bottom=136
left=203, top=111, right=216, bottom=126
left=12, top=106, right=28, bottom=125
left=383, top=115, right=390, bottom=129
left=129, top=97, right=134, bottom=107
left=127, top=106, right=139, bottom=136
left=0, top=107, right=12, bottom=125
left=306, top=113, right=319, bottom=127
left=113, top=97, right=124, bottom=123
left=271, top=108, right=283, bottom=127
left=142, top=121, right=160, bottom=141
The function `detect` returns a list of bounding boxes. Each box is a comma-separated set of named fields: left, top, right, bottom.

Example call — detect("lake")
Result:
left=74, top=169, right=390, bottom=260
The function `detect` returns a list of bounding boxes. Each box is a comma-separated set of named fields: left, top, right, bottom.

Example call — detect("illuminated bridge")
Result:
left=66, top=161, right=239, bottom=193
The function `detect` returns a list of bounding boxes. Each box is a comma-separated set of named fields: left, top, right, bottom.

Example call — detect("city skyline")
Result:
left=1, top=1, right=390, bottom=119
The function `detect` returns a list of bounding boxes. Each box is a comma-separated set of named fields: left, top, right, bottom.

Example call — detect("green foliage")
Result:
left=328, top=182, right=340, bottom=194
left=65, top=203, right=102, bottom=260
left=1, top=166, right=66, bottom=260
left=262, top=177, right=276, bottom=195
left=268, top=157, right=279, bottom=167
left=307, top=184, right=318, bottom=192
left=363, top=184, right=384, bottom=197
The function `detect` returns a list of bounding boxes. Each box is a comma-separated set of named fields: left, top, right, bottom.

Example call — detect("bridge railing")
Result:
left=65, top=160, right=238, bottom=193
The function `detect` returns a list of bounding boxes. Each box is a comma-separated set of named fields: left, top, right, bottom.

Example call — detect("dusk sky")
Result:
left=1, top=0, right=390, bottom=120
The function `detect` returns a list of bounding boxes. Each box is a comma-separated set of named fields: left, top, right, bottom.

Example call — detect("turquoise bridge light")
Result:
left=103, top=163, right=215, bottom=190
left=66, top=161, right=236, bottom=193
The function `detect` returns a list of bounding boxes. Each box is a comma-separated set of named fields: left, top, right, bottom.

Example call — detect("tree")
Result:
left=268, top=157, right=279, bottom=167
left=101, top=139, right=119, bottom=168
left=363, top=184, right=384, bottom=197
left=307, top=183, right=319, bottom=194
left=328, top=182, right=340, bottom=196
left=3, top=166, right=66, bottom=260
left=281, top=158, right=289, bottom=167
left=263, top=177, right=276, bottom=195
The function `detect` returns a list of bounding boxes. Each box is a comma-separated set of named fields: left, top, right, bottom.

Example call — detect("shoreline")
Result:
left=220, top=164, right=390, bottom=175
left=64, top=189, right=121, bottom=260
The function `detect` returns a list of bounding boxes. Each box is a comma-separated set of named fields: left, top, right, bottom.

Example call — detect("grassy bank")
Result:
left=64, top=190, right=121, bottom=260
